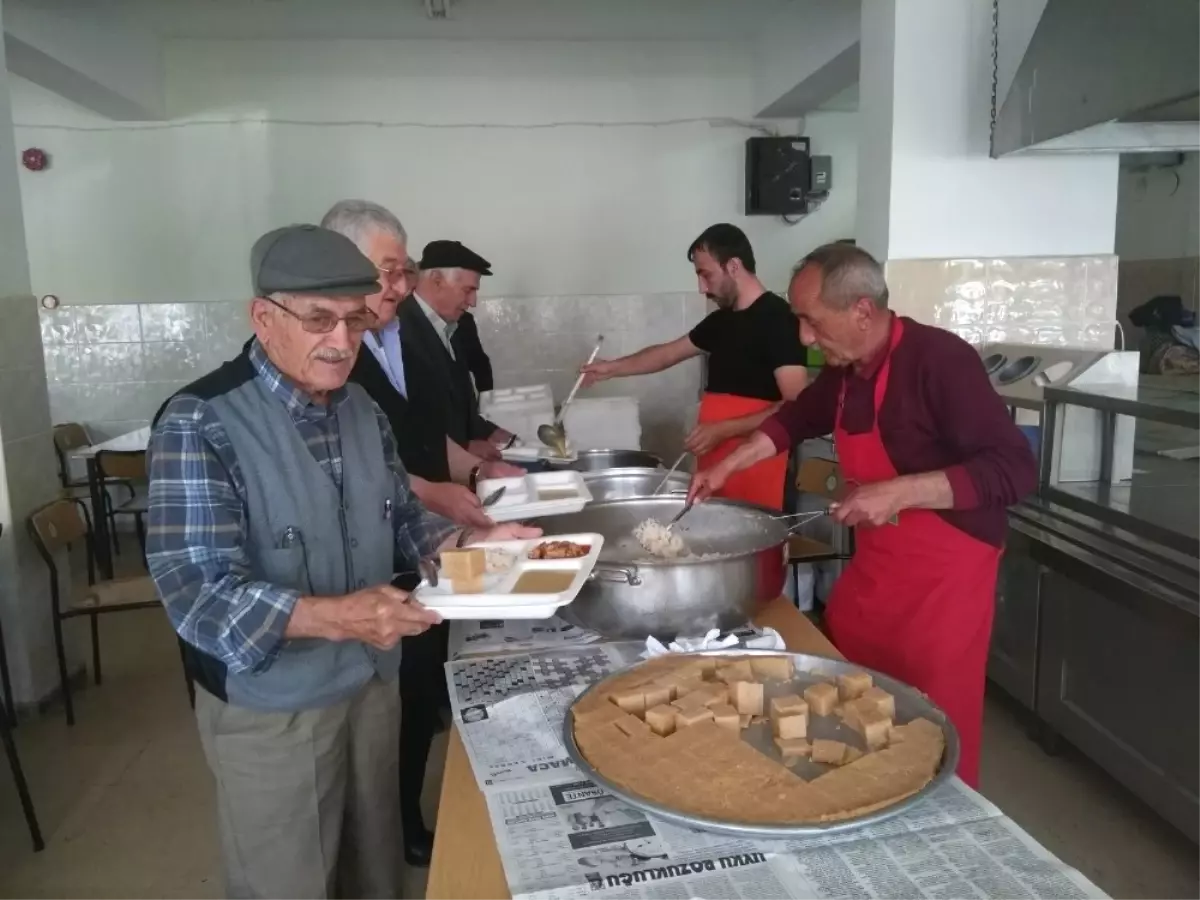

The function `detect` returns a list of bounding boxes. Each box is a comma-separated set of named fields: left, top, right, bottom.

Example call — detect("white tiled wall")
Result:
left=473, top=293, right=709, bottom=458
left=40, top=300, right=251, bottom=440
left=885, top=255, right=1120, bottom=349
left=0, top=293, right=80, bottom=706
left=39, top=293, right=710, bottom=458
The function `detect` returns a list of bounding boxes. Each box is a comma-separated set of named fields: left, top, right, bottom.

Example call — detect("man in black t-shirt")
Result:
left=580, top=223, right=807, bottom=509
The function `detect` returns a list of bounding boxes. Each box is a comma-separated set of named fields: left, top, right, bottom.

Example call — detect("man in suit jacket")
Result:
left=322, top=203, right=520, bottom=523
left=319, top=201, right=520, bottom=869
left=453, top=310, right=493, bottom=393
left=401, top=240, right=515, bottom=464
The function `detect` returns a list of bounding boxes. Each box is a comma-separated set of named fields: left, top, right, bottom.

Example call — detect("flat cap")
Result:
left=250, top=224, right=380, bottom=297
left=418, top=240, right=492, bottom=276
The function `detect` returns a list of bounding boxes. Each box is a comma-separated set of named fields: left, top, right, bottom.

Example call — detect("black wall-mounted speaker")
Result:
left=745, top=136, right=811, bottom=215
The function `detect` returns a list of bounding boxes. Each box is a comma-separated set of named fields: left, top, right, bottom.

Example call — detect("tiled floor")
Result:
left=1, top=609, right=1196, bottom=898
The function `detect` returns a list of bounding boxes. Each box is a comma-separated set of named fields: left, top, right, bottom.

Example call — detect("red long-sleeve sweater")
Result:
left=760, top=317, right=1037, bottom=548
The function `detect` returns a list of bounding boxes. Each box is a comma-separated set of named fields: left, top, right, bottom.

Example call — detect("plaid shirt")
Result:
left=146, top=340, right=456, bottom=675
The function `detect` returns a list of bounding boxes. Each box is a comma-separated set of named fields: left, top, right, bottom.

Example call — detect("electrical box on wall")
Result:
left=744, top=137, right=832, bottom=216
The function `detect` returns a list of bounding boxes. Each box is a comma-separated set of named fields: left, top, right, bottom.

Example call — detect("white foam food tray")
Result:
left=478, top=471, right=593, bottom=521
left=414, top=534, right=604, bottom=619
left=500, top=442, right=579, bottom=464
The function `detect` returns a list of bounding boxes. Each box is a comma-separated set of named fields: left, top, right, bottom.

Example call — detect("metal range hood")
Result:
left=993, top=0, right=1200, bottom=156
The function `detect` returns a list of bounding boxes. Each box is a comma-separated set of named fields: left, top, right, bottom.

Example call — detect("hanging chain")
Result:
left=989, top=0, right=999, bottom=156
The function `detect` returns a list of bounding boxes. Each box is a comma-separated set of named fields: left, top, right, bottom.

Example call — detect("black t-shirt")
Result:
left=688, top=291, right=806, bottom=401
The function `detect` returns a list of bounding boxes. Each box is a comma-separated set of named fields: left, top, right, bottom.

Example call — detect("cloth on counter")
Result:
left=1172, top=325, right=1199, bottom=351
left=1145, top=337, right=1200, bottom=375
left=1128, top=294, right=1196, bottom=330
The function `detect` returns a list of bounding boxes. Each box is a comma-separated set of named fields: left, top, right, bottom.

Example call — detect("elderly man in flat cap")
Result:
left=146, top=224, right=538, bottom=899
left=398, top=240, right=515, bottom=471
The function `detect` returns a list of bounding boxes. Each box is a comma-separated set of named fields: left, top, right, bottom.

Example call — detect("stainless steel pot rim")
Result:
left=576, top=448, right=661, bottom=456
left=580, top=466, right=687, bottom=483
left=591, top=495, right=791, bottom=566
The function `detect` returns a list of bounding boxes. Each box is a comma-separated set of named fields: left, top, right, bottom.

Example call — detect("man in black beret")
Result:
left=397, top=240, right=515, bottom=469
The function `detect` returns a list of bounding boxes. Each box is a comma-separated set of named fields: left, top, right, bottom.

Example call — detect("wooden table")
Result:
left=426, top=598, right=840, bottom=899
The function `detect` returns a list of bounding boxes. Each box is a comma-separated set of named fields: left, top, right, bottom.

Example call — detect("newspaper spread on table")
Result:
left=445, top=646, right=1108, bottom=900
left=448, top=616, right=604, bottom=661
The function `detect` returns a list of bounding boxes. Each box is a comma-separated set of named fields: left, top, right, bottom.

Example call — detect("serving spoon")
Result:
left=538, top=336, right=604, bottom=456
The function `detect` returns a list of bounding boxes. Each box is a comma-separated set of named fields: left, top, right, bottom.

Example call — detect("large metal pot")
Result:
left=544, top=497, right=789, bottom=640
left=569, top=449, right=663, bottom=472
left=581, top=467, right=689, bottom=503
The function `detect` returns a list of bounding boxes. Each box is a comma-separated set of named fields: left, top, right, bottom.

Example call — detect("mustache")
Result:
left=312, top=349, right=355, bottom=363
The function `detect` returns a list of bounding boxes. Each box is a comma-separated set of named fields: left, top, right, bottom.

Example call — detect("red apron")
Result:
left=825, top=319, right=999, bottom=787
left=696, top=392, right=788, bottom=511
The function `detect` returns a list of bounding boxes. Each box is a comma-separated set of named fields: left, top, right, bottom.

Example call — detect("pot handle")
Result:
left=589, top=563, right=643, bottom=586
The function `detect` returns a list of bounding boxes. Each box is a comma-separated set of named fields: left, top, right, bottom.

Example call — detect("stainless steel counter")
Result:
left=991, top=498, right=1198, bottom=842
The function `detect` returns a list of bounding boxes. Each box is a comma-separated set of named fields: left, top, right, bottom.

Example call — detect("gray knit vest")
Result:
left=209, top=377, right=400, bottom=711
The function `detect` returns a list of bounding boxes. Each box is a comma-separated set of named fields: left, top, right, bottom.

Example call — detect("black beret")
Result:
left=250, top=224, right=380, bottom=297
left=418, top=240, right=492, bottom=276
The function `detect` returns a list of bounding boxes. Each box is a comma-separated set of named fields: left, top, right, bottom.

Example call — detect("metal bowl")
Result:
left=581, top=467, right=689, bottom=503
left=542, top=497, right=788, bottom=639
left=568, top=449, right=663, bottom=472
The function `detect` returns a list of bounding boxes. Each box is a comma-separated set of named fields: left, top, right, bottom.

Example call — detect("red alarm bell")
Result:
left=22, top=148, right=48, bottom=171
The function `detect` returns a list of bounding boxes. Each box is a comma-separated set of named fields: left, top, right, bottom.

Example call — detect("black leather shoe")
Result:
left=404, top=828, right=435, bottom=868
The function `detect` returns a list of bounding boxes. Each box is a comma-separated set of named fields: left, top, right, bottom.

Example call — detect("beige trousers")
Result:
left=195, top=677, right=401, bottom=899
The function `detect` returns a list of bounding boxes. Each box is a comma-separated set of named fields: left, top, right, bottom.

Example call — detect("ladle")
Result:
left=538, top=336, right=603, bottom=456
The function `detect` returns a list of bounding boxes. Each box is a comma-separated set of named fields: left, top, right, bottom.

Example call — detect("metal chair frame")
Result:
left=0, top=523, right=45, bottom=851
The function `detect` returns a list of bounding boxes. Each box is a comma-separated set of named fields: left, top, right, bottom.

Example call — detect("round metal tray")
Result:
left=563, top=648, right=960, bottom=838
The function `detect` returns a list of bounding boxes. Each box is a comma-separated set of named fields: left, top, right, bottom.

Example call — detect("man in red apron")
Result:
left=580, top=224, right=808, bottom=510
left=688, top=243, right=1037, bottom=787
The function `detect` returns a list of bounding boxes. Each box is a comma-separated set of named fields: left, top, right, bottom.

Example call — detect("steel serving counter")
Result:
left=989, top=382, right=1199, bottom=842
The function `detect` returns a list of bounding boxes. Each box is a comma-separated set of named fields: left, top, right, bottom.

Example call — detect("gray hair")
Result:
left=421, top=267, right=462, bottom=284
left=792, top=243, right=889, bottom=310
left=320, top=199, right=407, bottom=252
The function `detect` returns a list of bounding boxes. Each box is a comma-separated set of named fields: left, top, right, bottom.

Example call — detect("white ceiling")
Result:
left=118, top=0, right=807, bottom=41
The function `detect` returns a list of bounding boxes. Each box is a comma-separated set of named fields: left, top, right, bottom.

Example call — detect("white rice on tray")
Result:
left=633, top=518, right=689, bottom=559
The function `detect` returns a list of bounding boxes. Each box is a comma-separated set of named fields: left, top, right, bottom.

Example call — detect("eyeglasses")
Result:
left=263, top=296, right=379, bottom=334
left=377, top=262, right=418, bottom=285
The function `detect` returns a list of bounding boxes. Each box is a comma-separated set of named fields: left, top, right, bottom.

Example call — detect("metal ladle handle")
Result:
left=775, top=510, right=829, bottom=533
left=556, top=336, right=604, bottom=425
left=655, top=452, right=688, bottom=495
